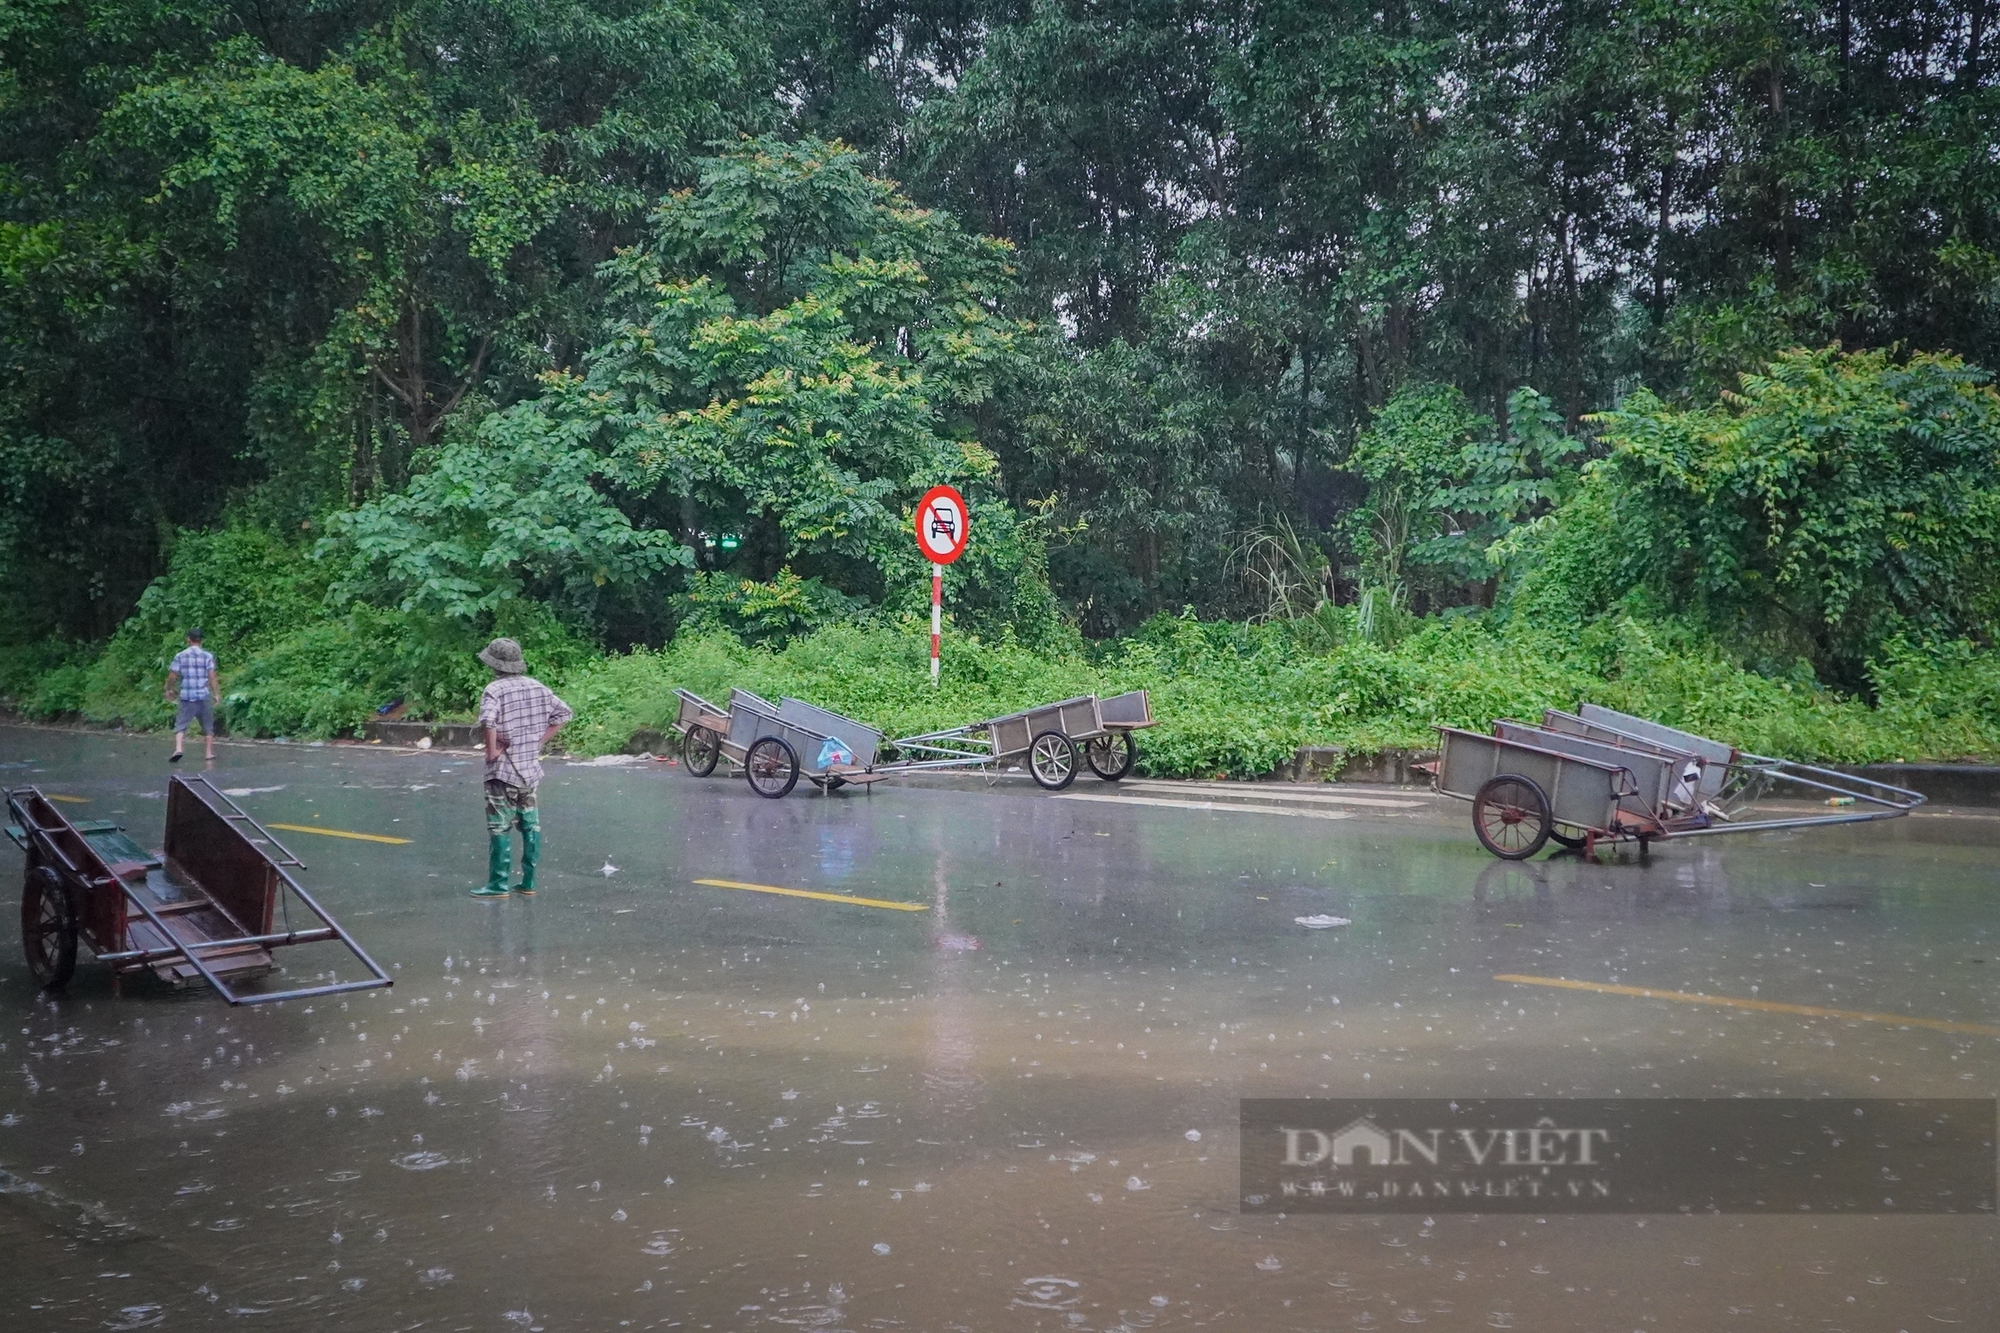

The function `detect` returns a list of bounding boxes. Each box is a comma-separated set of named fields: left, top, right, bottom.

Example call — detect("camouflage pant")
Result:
left=484, top=780, right=539, bottom=834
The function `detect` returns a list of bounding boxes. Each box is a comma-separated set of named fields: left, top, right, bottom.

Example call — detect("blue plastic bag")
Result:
left=817, top=738, right=855, bottom=769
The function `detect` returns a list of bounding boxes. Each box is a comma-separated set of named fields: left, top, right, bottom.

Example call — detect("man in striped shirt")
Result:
left=164, top=629, right=220, bottom=763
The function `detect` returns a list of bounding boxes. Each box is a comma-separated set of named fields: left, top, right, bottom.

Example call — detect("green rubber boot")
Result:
left=514, top=809, right=540, bottom=896
left=471, top=832, right=511, bottom=897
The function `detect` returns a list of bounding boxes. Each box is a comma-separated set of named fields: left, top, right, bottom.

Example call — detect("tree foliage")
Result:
left=323, top=136, right=1049, bottom=642
left=6, top=0, right=2000, bottom=750
left=1512, top=348, right=2000, bottom=684
left=0, top=0, right=757, bottom=636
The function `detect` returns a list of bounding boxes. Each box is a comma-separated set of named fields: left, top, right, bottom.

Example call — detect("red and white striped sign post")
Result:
left=914, top=485, right=969, bottom=686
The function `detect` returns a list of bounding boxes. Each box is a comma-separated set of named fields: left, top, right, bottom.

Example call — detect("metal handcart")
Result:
left=7, top=776, right=393, bottom=1002
left=670, top=688, right=732, bottom=776
left=883, top=690, right=1155, bottom=791
left=671, top=687, right=886, bottom=799
left=1433, top=704, right=1925, bottom=860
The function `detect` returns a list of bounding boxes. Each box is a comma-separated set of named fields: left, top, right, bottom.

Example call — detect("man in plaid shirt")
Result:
left=472, top=638, right=573, bottom=898
left=164, top=628, right=220, bottom=763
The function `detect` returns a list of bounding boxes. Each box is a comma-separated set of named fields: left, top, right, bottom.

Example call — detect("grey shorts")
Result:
left=175, top=698, right=215, bottom=734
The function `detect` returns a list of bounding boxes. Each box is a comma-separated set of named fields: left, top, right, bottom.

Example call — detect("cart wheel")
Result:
left=1028, top=730, right=1078, bottom=791
left=1472, top=775, right=1552, bottom=860
left=683, top=725, right=721, bottom=777
left=21, top=864, right=78, bottom=991
left=745, top=736, right=800, bottom=799
left=1084, top=732, right=1136, bottom=781
left=1548, top=825, right=1587, bottom=851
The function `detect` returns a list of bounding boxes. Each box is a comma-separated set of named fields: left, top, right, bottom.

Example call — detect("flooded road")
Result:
left=0, top=725, right=1994, bottom=1330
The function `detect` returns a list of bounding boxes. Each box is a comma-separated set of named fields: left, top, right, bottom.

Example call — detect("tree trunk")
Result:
left=1768, top=55, right=1791, bottom=283
left=369, top=295, right=490, bottom=479
left=1292, top=335, right=1316, bottom=510
left=351, top=390, right=376, bottom=506
left=1654, top=108, right=1676, bottom=322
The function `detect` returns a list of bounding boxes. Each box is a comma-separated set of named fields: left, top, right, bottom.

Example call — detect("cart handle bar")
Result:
left=1651, top=754, right=1926, bottom=839
left=96, top=926, right=338, bottom=965
left=177, top=775, right=395, bottom=1004
left=1734, top=756, right=1926, bottom=810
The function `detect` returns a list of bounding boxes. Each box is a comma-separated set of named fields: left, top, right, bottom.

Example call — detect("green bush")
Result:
left=0, top=640, right=92, bottom=718
left=51, top=525, right=595, bottom=737
left=1515, top=348, right=2000, bottom=688
left=79, top=526, right=329, bottom=728
left=12, top=522, right=1998, bottom=771
left=226, top=601, right=595, bottom=738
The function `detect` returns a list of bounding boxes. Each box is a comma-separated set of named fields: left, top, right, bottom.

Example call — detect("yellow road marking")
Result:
left=1495, top=973, right=2000, bottom=1039
left=266, top=822, right=412, bottom=846
left=692, top=878, right=927, bottom=913
left=47, top=794, right=89, bottom=804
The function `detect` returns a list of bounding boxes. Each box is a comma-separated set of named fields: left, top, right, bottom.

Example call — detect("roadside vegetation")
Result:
left=5, top=6, right=1999, bottom=773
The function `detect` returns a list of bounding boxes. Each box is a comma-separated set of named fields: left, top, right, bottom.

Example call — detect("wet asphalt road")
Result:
left=0, top=724, right=1994, bottom=1331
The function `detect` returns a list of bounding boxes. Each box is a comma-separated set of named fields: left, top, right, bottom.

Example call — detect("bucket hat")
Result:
left=478, top=637, right=527, bottom=675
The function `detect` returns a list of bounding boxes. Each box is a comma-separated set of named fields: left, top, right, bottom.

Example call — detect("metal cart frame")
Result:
left=667, top=686, right=1158, bottom=796
left=884, top=690, right=1156, bottom=790
left=1434, top=704, right=1925, bottom=860
left=669, top=688, right=887, bottom=799
left=8, top=776, right=393, bottom=1003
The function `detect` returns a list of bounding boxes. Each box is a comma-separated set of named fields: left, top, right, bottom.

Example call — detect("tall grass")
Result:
left=6, top=531, right=1994, bottom=775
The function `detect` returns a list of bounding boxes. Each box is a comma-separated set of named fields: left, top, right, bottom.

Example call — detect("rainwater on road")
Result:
left=0, top=725, right=1994, bottom=1331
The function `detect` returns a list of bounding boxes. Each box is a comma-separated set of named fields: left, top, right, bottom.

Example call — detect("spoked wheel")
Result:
left=1471, top=774, right=1552, bottom=860
left=1084, top=732, right=1136, bottom=781
left=21, top=864, right=78, bottom=991
left=1028, top=730, right=1078, bottom=791
left=683, top=725, right=721, bottom=777
left=745, top=736, right=800, bottom=799
left=1548, top=825, right=1588, bottom=851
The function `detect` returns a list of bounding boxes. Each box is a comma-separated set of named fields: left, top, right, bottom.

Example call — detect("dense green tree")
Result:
left=1510, top=348, right=2000, bottom=684
left=880, top=0, right=2000, bottom=627
left=326, top=138, right=1049, bottom=644
left=0, top=0, right=759, bottom=638
left=7, top=0, right=2000, bottom=662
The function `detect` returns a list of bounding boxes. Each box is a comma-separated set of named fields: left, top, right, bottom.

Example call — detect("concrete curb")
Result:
left=1831, top=763, right=2000, bottom=808
left=1281, top=746, right=1436, bottom=785
left=362, top=719, right=483, bottom=748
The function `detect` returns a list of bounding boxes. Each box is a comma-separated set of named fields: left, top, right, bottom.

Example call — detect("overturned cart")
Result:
left=885, top=690, right=1155, bottom=790
left=1434, top=704, right=1925, bottom=860
left=8, top=776, right=393, bottom=1001
left=671, top=688, right=887, bottom=799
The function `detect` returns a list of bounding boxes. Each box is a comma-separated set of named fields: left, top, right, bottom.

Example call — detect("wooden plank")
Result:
left=131, top=900, right=210, bottom=918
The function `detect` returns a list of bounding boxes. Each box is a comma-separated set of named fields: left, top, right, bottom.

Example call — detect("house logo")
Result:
left=1327, top=1117, right=1392, bottom=1165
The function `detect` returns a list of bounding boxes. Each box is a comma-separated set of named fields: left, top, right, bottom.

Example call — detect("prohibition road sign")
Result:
left=915, top=484, right=970, bottom=565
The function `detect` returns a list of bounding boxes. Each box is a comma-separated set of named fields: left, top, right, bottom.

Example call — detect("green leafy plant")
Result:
left=1523, top=348, right=2000, bottom=687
